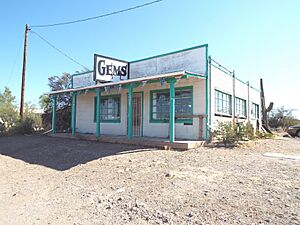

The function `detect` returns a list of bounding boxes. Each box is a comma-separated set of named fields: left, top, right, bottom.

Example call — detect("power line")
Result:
left=30, top=0, right=163, bottom=28
left=6, top=37, right=23, bottom=87
left=30, top=30, right=90, bottom=70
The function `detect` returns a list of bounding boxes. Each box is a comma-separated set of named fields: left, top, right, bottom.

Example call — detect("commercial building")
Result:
left=49, top=44, right=261, bottom=147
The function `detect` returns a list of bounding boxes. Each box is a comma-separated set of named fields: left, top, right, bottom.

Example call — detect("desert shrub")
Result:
left=212, top=122, right=239, bottom=146
left=255, top=130, right=273, bottom=139
left=1, top=117, right=35, bottom=136
left=239, top=122, right=255, bottom=140
left=269, top=106, right=299, bottom=130
left=212, top=121, right=257, bottom=146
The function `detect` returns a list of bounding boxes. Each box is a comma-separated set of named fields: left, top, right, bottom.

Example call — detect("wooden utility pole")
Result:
left=20, top=24, right=30, bottom=119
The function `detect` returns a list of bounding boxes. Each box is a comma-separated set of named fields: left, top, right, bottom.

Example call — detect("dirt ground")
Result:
left=0, top=135, right=299, bottom=225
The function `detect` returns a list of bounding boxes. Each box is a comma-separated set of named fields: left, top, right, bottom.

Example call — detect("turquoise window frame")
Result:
left=149, top=86, right=193, bottom=124
left=93, top=94, right=121, bottom=123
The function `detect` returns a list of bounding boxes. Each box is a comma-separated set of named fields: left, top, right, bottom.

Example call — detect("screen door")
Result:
left=131, top=92, right=143, bottom=137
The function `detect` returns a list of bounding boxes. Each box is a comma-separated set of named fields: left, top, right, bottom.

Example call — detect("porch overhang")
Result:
left=49, top=70, right=207, bottom=143
left=48, top=71, right=206, bottom=96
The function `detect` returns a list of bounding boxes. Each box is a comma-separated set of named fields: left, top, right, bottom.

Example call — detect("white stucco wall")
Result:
left=210, top=65, right=261, bottom=130
left=75, top=77, right=206, bottom=140
left=130, top=46, right=207, bottom=79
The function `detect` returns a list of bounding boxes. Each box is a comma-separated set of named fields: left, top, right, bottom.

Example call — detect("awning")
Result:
left=48, top=71, right=206, bottom=95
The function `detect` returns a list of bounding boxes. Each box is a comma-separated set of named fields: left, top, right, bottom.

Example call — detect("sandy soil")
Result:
left=0, top=135, right=299, bottom=225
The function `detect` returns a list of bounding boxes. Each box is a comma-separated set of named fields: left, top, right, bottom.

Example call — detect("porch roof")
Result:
left=48, top=71, right=206, bottom=95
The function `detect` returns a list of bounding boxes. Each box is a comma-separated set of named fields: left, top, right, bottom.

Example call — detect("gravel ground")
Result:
left=0, top=135, right=299, bottom=225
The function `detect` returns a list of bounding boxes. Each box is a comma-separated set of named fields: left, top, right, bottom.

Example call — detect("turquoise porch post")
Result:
left=127, top=84, right=133, bottom=140
left=52, top=95, right=57, bottom=134
left=168, top=78, right=176, bottom=143
left=205, top=45, right=210, bottom=142
left=71, top=91, right=77, bottom=136
left=96, top=89, right=101, bottom=138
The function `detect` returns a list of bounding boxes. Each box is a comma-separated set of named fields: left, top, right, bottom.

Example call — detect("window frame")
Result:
left=94, top=94, right=121, bottom=123
left=150, top=86, right=193, bottom=124
left=235, top=97, right=247, bottom=118
left=214, top=89, right=232, bottom=117
left=252, top=102, right=259, bottom=119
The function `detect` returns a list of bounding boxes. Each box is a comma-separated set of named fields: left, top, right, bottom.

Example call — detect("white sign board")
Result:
left=94, top=54, right=129, bottom=82
left=72, top=72, right=95, bottom=88
left=129, top=46, right=207, bottom=79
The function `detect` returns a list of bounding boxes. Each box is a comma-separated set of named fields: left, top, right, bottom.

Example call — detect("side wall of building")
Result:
left=210, top=64, right=261, bottom=131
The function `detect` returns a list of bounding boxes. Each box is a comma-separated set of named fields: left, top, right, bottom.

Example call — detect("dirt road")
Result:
left=0, top=135, right=299, bottom=225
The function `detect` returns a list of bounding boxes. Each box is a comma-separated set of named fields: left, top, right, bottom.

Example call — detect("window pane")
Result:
left=99, top=96, right=121, bottom=121
left=215, top=90, right=232, bottom=115
left=151, top=88, right=192, bottom=121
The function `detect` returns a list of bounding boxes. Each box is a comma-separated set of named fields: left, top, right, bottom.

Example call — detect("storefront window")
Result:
left=151, top=87, right=193, bottom=123
left=94, top=95, right=121, bottom=122
left=215, top=90, right=232, bottom=115
left=235, top=97, right=247, bottom=118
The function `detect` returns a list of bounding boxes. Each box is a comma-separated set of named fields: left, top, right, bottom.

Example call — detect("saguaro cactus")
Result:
left=260, top=78, right=273, bottom=132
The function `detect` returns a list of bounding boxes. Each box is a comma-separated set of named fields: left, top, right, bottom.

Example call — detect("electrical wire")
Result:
left=30, top=0, right=163, bottom=28
left=5, top=37, right=23, bottom=87
left=30, top=30, right=90, bottom=70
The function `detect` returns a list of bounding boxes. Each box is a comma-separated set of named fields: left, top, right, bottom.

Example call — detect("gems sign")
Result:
left=94, top=54, right=129, bottom=82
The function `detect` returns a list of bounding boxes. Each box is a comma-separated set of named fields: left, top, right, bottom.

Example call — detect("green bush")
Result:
left=212, top=122, right=239, bottom=146
left=239, top=122, right=255, bottom=140
left=212, top=121, right=256, bottom=146
left=3, top=117, right=35, bottom=136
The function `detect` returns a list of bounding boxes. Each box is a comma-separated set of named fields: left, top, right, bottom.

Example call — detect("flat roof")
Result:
left=49, top=71, right=205, bottom=95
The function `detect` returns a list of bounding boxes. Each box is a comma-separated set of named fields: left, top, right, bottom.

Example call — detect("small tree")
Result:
left=40, top=72, right=72, bottom=131
left=0, top=87, right=42, bottom=135
left=269, top=106, right=299, bottom=130
left=39, top=72, right=72, bottom=113
left=0, top=87, right=19, bottom=129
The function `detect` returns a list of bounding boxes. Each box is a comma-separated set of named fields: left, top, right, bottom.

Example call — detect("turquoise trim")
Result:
left=71, top=92, right=77, bottom=136
left=149, top=86, right=193, bottom=124
left=52, top=96, right=57, bottom=134
left=205, top=45, right=209, bottom=142
left=184, top=72, right=206, bottom=78
left=96, top=89, right=101, bottom=138
left=168, top=79, right=176, bottom=143
left=130, top=44, right=208, bottom=63
left=71, top=71, right=93, bottom=77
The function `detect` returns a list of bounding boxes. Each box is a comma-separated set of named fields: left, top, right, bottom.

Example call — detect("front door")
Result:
left=132, top=92, right=143, bottom=137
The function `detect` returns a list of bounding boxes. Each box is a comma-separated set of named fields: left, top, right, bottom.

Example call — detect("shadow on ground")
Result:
left=0, top=135, right=154, bottom=171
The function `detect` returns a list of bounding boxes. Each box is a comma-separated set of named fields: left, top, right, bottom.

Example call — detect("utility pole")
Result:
left=20, top=24, right=30, bottom=119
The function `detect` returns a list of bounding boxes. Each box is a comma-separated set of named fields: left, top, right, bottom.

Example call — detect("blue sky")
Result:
left=1, top=0, right=300, bottom=118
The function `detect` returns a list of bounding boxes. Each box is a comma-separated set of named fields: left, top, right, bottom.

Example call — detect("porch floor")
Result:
left=48, top=133, right=205, bottom=150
